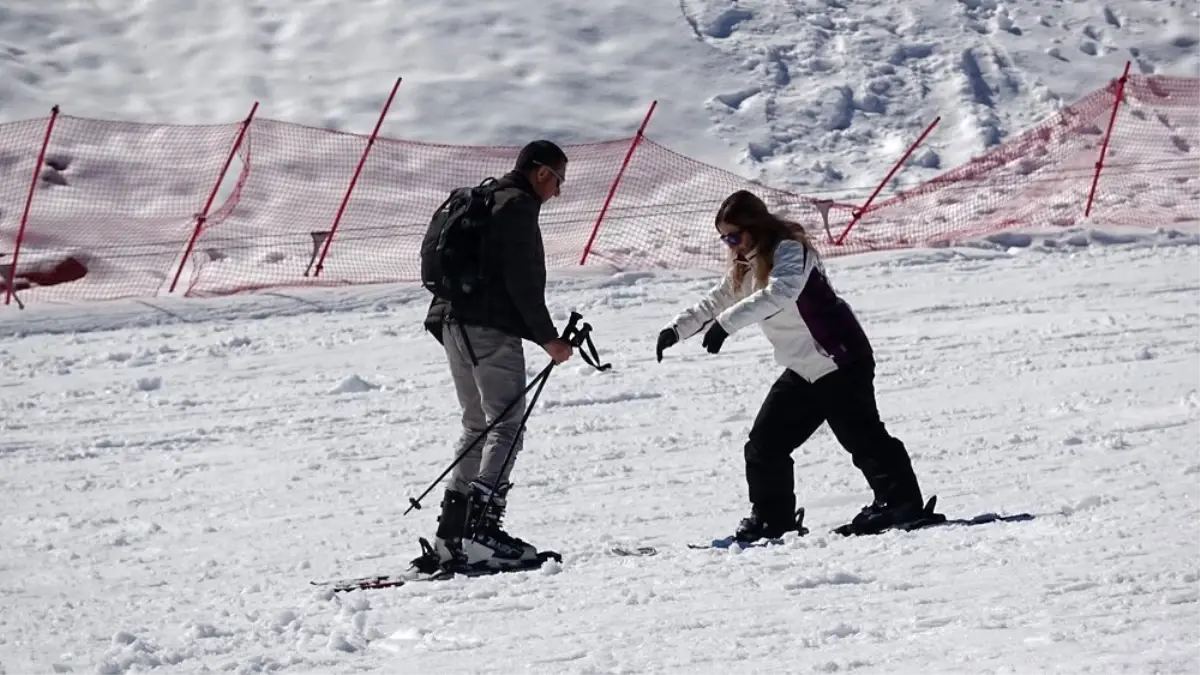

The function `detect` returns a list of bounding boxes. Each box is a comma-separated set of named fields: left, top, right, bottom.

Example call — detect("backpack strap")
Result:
left=476, top=177, right=502, bottom=214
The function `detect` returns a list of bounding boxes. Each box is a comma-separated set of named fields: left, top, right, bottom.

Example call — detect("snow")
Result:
left=2, top=228, right=1199, bottom=673
left=1, top=0, right=1196, bottom=195
left=1, top=0, right=1199, bottom=671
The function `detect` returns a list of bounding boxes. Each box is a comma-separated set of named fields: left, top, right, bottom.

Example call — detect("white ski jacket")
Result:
left=668, top=238, right=873, bottom=382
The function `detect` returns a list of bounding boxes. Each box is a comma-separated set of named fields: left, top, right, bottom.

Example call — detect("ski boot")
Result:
left=834, top=496, right=944, bottom=536
left=735, top=503, right=809, bottom=544
left=409, top=489, right=469, bottom=574
left=460, top=480, right=544, bottom=571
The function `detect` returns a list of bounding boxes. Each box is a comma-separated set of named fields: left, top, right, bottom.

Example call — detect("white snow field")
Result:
left=1, top=0, right=1199, bottom=672
left=1, top=228, right=1199, bottom=674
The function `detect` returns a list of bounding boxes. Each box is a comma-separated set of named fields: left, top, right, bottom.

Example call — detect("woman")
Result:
left=655, top=190, right=936, bottom=540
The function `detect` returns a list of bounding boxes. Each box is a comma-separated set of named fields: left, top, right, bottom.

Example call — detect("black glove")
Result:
left=702, top=321, right=728, bottom=354
left=655, top=327, right=678, bottom=362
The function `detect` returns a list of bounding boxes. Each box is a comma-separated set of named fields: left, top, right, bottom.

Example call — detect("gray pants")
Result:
left=443, top=322, right=527, bottom=495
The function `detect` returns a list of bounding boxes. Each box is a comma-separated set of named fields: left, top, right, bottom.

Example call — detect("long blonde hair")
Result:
left=715, top=190, right=812, bottom=291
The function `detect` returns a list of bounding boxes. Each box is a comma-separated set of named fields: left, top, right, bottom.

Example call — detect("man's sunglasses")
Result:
left=534, top=161, right=565, bottom=186
left=720, top=232, right=742, bottom=247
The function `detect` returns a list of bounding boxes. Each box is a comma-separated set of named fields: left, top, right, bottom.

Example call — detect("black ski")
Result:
left=831, top=496, right=1035, bottom=536
left=833, top=509, right=1036, bottom=536
left=688, top=536, right=785, bottom=550
left=312, top=539, right=563, bottom=593
left=310, top=571, right=434, bottom=592
left=689, top=497, right=1036, bottom=548
left=688, top=506, right=810, bottom=550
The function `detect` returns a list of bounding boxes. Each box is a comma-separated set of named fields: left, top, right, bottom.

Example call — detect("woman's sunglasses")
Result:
left=720, top=232, right=743, bottom=247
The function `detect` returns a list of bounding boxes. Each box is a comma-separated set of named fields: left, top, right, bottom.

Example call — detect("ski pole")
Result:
left=467, top=358, right=556, bottom=536
left=468, top=318, right=599, bottom=536
left=403, top=363, right=554, bottom=515
left=403, top=312, right=584, bottom=515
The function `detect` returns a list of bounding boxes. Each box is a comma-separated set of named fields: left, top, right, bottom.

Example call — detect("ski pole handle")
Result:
left=562, top=311, right=583, bottom=340
left=569, top=323, right=593, bottom=348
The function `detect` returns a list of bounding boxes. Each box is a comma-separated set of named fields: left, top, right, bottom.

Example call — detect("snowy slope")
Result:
left=1, top=0, right=1199, bottom=672
left=694, top=0, right=1200, bottom=195
left=1, top=0, right=1196, bottom=195
left=0, top=0, right=745, bottom=169
left=1, top=229, right=1198, bottom=673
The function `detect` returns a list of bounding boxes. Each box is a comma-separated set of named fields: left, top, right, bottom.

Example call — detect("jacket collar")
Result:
left=735, top=250, right=758, bottom=266
left=499, top=170, right=541, bottom=203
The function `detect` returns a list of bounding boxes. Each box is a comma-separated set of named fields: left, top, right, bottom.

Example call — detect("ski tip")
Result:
left=611, top=546, right=658, bottom=557
left=690, top=535, right=738, bottom=549
left=311, top=576, right=411, bottom=592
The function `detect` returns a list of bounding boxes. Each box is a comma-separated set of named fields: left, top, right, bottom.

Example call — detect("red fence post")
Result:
left=168, top=101, right=259, bottom=294
left=835, top=116, right=941, bottom=246
left=312, top=76, right=403, bottom=278
left=5, top=105, right=60, bottom=308
left=579, top=100, right=658, bottom=266
left=1085, top=61, right=1131, bottom=219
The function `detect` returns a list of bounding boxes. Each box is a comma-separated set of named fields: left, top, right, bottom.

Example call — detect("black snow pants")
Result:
left=743, top=361, right=922, bottom=520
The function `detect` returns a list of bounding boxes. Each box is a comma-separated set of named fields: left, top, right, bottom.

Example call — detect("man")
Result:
left=423, top=140, right=574, bottom=570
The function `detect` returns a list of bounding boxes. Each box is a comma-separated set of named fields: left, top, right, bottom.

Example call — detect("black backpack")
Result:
left=420, top=178, right=501, bottom=304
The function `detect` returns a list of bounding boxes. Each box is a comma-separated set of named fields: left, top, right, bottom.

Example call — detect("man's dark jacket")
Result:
left=424, top=170, right=558, bottom=346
